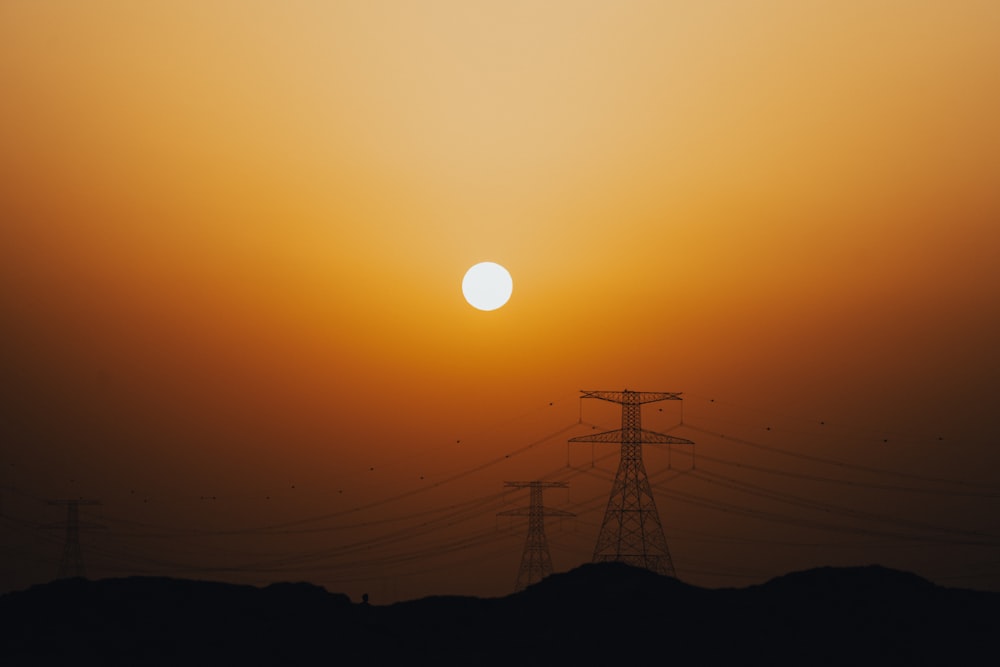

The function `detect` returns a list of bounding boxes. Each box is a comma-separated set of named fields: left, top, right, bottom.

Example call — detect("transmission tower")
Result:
left=48, top=499, right=103, bottom=579
left=569, top=390, right=693, bottom=577
left=498, top=481, right=574, bottom=592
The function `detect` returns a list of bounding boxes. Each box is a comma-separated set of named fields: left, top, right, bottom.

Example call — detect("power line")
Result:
left=692, top=451, right=1000, bottom=498
left=683, top=423, right=1000, bottom=491
left=688, top=468, right=1000, bottom=545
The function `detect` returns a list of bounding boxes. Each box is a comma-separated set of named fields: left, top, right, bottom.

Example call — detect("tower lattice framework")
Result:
left=570, top=390, right=693, bottom=577
left=48, top=499, right=103, bottom=579
left=498, top=481, right=574, bottom=592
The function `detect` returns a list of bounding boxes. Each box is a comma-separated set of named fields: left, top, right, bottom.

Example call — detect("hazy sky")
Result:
left=2, top=1, right=999, bottom=601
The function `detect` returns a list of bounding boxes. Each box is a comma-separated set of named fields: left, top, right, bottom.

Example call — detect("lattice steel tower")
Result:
left=48, top=499, right=103, bottom=579
left=498, top=481, right=574, bottom=592
left=570, top=390, right=693, bottom=577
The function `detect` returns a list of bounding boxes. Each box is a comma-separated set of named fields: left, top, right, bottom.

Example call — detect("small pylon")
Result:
left=47, top=499, right=103, bottom=579
left=498, top=481, right=574, bottom=592
left=570, top=390, right=693, bottom=577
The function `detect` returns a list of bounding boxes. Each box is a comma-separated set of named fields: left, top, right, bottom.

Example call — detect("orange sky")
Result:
left=2, top=1, right=999, bottom=601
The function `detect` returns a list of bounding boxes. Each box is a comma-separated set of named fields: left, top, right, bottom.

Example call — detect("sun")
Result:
left=462, top=262, right=513, bottom=311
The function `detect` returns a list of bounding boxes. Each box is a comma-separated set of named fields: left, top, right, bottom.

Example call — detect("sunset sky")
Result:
left=2, top=1, right=999, bottom=602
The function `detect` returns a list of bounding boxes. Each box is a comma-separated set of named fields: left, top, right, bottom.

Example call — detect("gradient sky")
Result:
left=2, top=1, right=999, bottom=601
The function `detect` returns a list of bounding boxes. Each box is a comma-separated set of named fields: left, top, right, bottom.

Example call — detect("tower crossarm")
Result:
left=41, top=520, right=107, bottom=530
left=569, top=428, right=694, bottom=445
left=498, top=507, right=575, bottom=517
left=503, top=481, right=568, bottom=489
left=500, top=482, right=574, bottom=517
left=45, top=499, right=106, bottom=530
left=580, top=390, right=683, bottom=405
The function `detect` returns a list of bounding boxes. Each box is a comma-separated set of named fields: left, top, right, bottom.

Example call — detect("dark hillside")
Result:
left=2, top=564, right=997, bottom=666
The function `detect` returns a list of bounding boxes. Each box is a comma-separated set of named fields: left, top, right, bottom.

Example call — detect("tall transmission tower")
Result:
left=48, top=499, right=103, bottom=579
left=498, top=481, right=574, bottom=592
left=570, top=390, right=693, bottom=577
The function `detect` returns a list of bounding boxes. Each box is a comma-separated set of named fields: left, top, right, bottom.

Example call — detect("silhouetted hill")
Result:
left=2, top=564, right=997, bottom=665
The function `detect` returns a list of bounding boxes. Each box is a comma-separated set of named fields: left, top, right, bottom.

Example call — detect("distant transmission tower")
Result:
left=570, top=390, right=693, bottom=577
left=498, top=481, right=574, bottom=592
left=48, top=499, right=103, bottom=579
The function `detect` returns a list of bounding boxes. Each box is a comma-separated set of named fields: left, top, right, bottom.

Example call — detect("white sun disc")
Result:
left=462, top=262, right=513, bottom=311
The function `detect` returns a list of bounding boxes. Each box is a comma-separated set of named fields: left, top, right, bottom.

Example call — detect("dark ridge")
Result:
left=518, top=560, right=702, bottom=597
left=2, top=564, right=997, bottom=666
left=758, top=564, right=939, bottom=594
